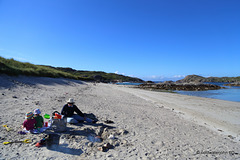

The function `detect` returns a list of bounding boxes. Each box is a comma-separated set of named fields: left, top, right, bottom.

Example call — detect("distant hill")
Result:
left=48, top=66, right=143, bottom=83
left=177, top=75, right=240, bottom=83
left=0, top=56, right=143, bottom=83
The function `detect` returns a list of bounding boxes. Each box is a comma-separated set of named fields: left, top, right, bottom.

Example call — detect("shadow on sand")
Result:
left=44, top=113, right=115, bottom=156
left=0, top=74, right=84, bottom=89
left=46, top=134, right=83, bottom=156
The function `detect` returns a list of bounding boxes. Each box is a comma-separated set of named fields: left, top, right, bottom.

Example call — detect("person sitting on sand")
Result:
left=33, top=108, right=44, bottom=128
left=61, top=98, right=96, bottom=124
left=22, top=112, right=37, bottom=131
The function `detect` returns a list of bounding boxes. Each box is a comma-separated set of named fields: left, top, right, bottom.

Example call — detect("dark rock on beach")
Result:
left=137, top=82, right=222, bottom=91
left=163, top=81, right=174, bottom=84
left=144, top=81, right=155, bottom=84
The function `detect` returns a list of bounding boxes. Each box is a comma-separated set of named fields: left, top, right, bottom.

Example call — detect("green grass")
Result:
left=0, top=56, right=82, bottom=79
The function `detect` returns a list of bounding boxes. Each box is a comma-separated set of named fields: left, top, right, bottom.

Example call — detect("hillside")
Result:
left=0, top=56, right=143, bottom=83
left=49, top=66, right=143, bottom=83
left=177, top=75, right=240, bottom=83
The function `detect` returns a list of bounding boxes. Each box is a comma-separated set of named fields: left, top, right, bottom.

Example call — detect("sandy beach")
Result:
left=0, top=75, right=240, bottom=160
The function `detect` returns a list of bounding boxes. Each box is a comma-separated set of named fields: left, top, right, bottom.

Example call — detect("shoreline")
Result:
left=118, top=83, right=240, bottom=103
left=1, top=75, right=240, bottom=159
left=113, top=85, right=240, bottom=142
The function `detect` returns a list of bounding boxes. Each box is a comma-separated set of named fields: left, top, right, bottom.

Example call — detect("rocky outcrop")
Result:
left=137, top=82, right=222, bottom=91
left=224, top=83, right=240, bottom=87
left=144, top=81, right=155, bottom=84
left=176, top=75, right=205, bottom=83
left=163, top=81, right=174, bottom=84
left=177, top=75, right=240, bottom=83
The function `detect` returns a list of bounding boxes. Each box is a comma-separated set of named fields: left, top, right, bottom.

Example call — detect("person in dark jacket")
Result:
left=61, top=98, right=95, bottom=124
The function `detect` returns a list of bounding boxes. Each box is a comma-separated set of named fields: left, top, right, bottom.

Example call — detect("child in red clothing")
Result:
left=22, top=112, right=36, bottom=131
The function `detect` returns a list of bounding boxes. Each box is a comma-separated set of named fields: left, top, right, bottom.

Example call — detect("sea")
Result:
left=116, top=82, right=240, bottom=102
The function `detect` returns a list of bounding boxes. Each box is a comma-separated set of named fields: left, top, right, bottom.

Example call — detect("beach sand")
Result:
left=0, top=75, right=240, bottom=159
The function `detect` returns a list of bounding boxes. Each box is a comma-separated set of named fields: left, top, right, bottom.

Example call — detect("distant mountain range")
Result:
left=0, top=56, right=143, bottom=83
left=177, top=75, right=240, bottom=83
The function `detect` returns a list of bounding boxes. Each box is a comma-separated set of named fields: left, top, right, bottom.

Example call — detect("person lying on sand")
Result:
left=61, top=98, right=96, bottom=124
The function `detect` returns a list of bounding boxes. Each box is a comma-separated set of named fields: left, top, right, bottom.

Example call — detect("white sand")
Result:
left=115, top=85, right=240, bottom=141
left=0, top=75, right=240, bottom=159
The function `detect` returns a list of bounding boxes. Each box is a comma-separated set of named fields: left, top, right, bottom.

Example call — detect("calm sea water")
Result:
left=115, top=82, right=143, bottom=85
left=176, top=83, right=240, bottom=102
left=116, top=82, right=240, bottom=102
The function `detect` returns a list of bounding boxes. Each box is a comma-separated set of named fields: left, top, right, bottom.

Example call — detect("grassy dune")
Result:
left=0, top=56, right=143, bottom=82
left=0, top=56, right=79, bottom=79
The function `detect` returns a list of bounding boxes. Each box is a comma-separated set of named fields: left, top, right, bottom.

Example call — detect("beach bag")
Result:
left=51, top=111, right=67, bottom=132
left=51, top=118, right=67, bottom=132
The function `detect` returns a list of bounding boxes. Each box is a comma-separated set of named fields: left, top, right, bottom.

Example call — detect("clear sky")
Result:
left=0, top=0, right=239, bottom=81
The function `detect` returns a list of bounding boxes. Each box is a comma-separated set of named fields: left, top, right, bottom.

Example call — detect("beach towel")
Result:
left=19, top=127, right=49, bottom=134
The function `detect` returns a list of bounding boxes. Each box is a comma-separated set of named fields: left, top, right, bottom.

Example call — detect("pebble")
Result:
left=118, top=129, right=129, bottom=135
left=96, top=126, right=104, bottom=136
left=103, top=143, right=112, bottom=149
left=103, top=128, right=108, bottom=134
left=98, top=146, right=108, bottom=152
left=121, top=140, right=128, bottom=145
left=108, top=134, right=115, bottom=139
left=228, top=135, right=235, bottom=139
left=87, top=142, right=93, bottom=147
left=107, top=154, right=113, bottom=157
left=114, top=141, right=120, bottom=147
left=101, top=132, right=109, bottom=140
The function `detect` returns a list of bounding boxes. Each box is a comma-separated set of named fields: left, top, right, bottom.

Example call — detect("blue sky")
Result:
left=0, top=0, right=239, bottom=81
